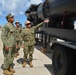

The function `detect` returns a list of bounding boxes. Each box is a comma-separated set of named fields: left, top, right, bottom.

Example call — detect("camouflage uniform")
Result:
left=22, top=22, right=44, bottom=61
left=16, top=27, right=22, bottom=52
left=1, top=22, right=16, bottom=70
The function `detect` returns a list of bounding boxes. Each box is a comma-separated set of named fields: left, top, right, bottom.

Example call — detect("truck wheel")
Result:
left=52, top=45, right=74, bottom=75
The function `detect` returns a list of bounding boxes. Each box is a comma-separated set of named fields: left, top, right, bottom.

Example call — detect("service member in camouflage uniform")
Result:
left=15, top=21, right=22, bottom=58
left=22, top=19, right=49, bottom=67
left=1, top=13, right=16, bottom=75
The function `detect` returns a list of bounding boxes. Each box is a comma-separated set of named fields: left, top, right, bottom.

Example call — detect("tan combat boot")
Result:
left=29, top=61, right=33, bottom=67
left=10, top=66, right=15, bottom=73
left=3, top=70, right=13, bottom=75
left=22, top=61, right=26, bottom=67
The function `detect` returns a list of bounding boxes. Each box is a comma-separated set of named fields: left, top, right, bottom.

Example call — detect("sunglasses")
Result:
left=15, top=22, right=19, bottom=24
left=26, top=23, right=31, bottom=25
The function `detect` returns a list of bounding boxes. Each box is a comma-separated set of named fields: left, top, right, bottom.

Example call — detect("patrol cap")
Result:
left=15, top=21, right=19, bottom=24
left=25, top=20, right=31, bottom=26
left=6, top=13, right=14, bottom=20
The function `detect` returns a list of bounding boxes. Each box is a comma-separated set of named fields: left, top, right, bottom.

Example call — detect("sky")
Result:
left=0, top=0, right=45, bottom=27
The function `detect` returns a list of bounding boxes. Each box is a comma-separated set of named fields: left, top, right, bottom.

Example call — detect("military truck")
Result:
left=25, top=0, right=76, bottom=75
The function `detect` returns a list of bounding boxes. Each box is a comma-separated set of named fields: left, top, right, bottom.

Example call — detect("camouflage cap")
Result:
left=6, top=13, right=14, bottom=19
left=15, top=21, right=19, bottom=24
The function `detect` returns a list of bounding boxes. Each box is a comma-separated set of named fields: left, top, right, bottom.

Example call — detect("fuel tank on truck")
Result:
left=37, top=0, right=76, bottom=20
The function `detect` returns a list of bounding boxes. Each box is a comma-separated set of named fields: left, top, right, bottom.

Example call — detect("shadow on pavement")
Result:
left=35, top=45, right=53, bottom=60
left=17, top=58, right=24, bottom=64
left=35, top=44, right=54, bottom=75
left=17, top=58, right=37, bottom=66
left=44, top=64, right=55, bottom=75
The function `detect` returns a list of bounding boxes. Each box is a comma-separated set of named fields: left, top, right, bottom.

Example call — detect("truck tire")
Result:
left=52, top=45, right=74, bottom=75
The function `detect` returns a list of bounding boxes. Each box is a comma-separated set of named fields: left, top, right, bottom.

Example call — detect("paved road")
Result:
left=0, top=31, right=54, bottom=75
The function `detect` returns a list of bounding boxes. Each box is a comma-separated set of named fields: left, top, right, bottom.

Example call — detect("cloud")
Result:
left=0, top=11, right=2, bottom=16
left=19, top=11, right=24, bottom=15
left=30, top=0, right=43, bottom=4
left=25, top=0, right=44, bottom=11
left=0, top=0, right=45, bottom=17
